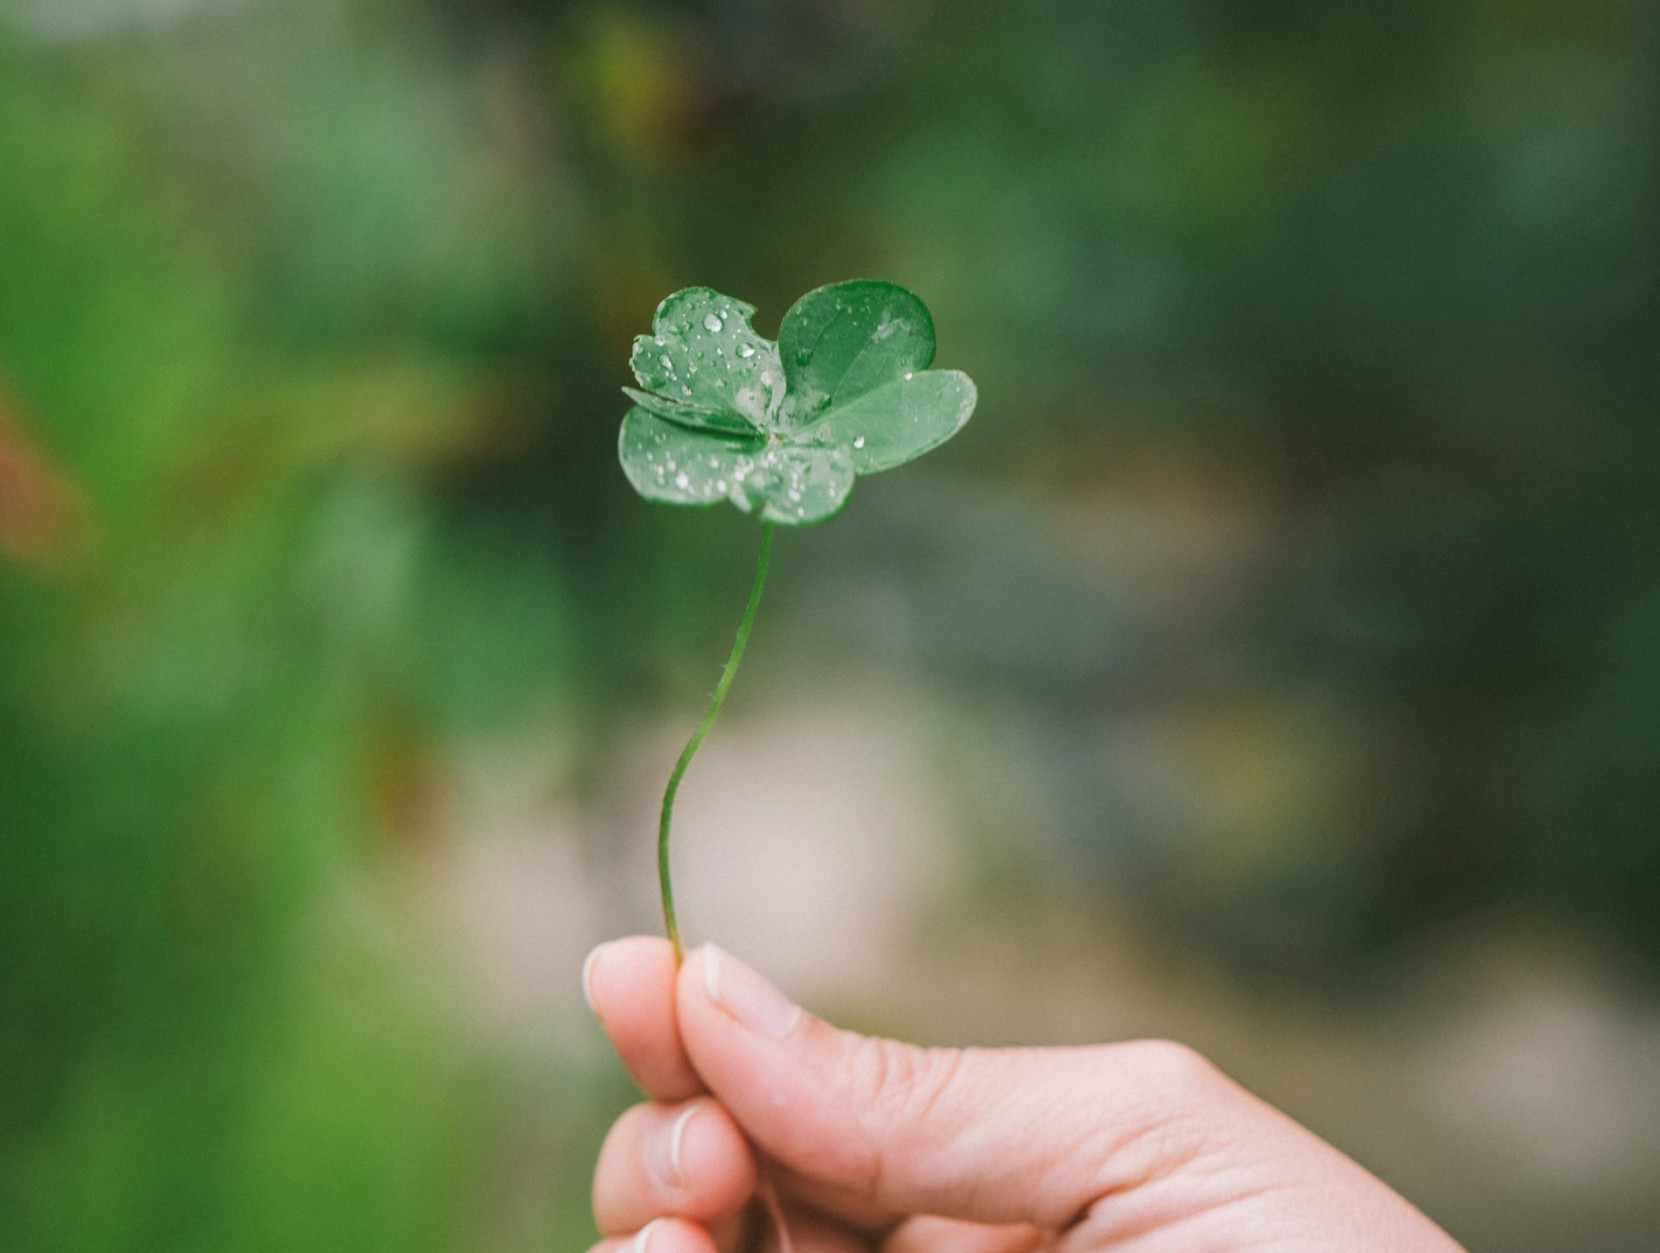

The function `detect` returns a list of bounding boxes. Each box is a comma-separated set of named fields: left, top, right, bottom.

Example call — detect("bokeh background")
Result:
left=3, top=0, right=1659, bottom=1249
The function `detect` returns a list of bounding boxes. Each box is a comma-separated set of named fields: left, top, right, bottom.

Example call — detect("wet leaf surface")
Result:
left=619, top=281, right=975, bottom=526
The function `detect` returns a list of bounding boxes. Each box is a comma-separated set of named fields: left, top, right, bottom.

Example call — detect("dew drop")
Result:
left=704, top=313, right=723, bottom=332
left=681, top=385, right=692, bottom=395
left=660, top=354, right=674, bottom=371
left=853, top=436, right=866, bottom=449
left=904, top=372, right=914, bottom=381
left=737, top=343, right=756, bottom=358
left=788, top=489, right=802, bottom=502
left=716, top=480, right=727, bottom=492
left=674, top=472, right=691, bottom=489
left=761, top=371, right=774, bottom=387
left=794, top=348, right=812, bottom=366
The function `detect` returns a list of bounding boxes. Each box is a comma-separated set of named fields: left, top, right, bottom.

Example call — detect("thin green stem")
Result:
left=659, top=521, right=774, bottom=965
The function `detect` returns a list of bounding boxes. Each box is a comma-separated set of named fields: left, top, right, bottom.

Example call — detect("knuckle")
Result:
left=841, top=1035, right=968, bottom=1193
left=846, top=1036, right=965, bottom=1128
left=1096, top=1040, right=1231, bottom=1184
left=844, top=1034, right=904, bottom=1122
left=1123, top=1038, right=1225, bottom=1105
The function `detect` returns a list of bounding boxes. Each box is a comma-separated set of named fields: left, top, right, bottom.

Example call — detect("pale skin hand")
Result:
left=584, top=938, right=1465, bottom=1253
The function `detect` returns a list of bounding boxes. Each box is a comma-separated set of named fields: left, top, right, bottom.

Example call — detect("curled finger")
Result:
left=594, top=1098, right=758, bottom=1235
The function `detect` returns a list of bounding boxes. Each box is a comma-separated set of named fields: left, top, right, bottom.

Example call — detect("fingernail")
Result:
left=631, top=1217, right=665, bottom=1253
left=703, top=945, right=802, bottom=1039
left=646, top=1103, right=700, bottom=1190
left=581, top=943, right=609, bottom=1016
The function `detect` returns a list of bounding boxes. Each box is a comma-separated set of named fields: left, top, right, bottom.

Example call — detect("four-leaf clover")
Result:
left=618, top=280, right=977, bottom=524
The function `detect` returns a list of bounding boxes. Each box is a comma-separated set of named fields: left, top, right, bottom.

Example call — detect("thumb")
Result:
left=673, top=945, right=1250, bottom=1230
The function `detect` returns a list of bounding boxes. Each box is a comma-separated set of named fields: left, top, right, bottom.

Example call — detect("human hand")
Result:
left=583, top=937, right=1464, bottom=1253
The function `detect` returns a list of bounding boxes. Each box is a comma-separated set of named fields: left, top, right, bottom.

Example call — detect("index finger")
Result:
left=584, top=936, right=705, bottom=1101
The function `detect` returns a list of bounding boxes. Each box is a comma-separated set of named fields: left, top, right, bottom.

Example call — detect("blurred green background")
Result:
left=2, top=0, right=1658, bottom=1249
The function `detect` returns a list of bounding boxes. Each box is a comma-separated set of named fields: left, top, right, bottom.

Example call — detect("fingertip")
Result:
left=674, top=947, right=728, bottom=1064
left=582, top=942, right=608, bottom=1014
left=584, top=936, right=676, bottom=1018
left=675, top=944, right=710, bottom=1005
left=586, top=936, right=703, bottom=1101
left=675, top=945, right=815, bottom=1073
left=677, top=1098, right=759, bottom=1209
left=589, top=1217, right=718, bottom=1253
left=593, top=1098, right=758, bottom=1234
left=699, top=944, right=804, bottom=1039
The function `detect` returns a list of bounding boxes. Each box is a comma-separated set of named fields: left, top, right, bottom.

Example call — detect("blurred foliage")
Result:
left=0, top=0, right=1657, bottom=1249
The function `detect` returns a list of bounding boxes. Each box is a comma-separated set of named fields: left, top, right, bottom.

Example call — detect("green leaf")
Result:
left=621, top=387, right=759, bottom=437
left=619, top=409, right=856, bottom=523
left=778, top=280, right=936, bottom=425
left=630, top=288, right=785, bottom=427
left=617, top=408, right=758, bottom=507
left=733, top=446, right=856, bottom=525
left=618, top=280, right=975, bottom=526
left=799, top=369, right=977, bottom=473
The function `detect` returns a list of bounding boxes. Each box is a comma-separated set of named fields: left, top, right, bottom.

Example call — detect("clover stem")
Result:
left=659, top=521, right=775, bottom=966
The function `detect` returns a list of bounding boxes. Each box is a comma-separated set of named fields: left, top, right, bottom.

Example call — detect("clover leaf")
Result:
left=618, top=280, right=976, bottom=524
